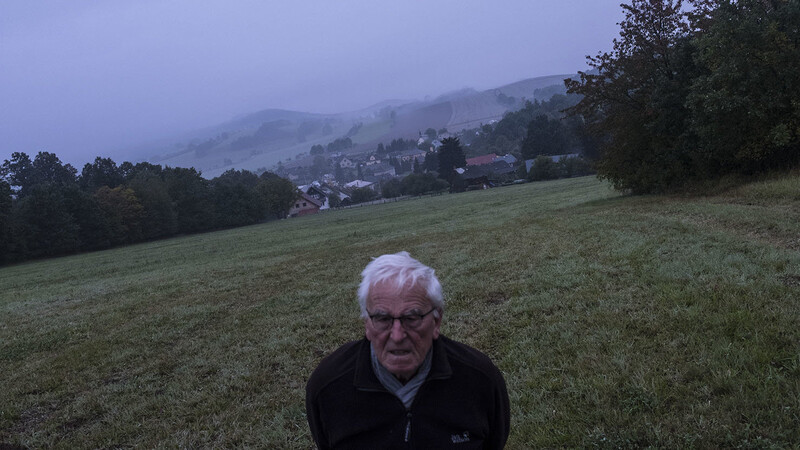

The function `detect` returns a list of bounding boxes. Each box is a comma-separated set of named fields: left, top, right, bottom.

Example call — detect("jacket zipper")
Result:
left=404, top=412, right=412, bottom=442
left=358, top=388, right=413, bottom=444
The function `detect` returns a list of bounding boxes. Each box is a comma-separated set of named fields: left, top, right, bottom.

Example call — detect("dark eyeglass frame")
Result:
left=368, top=307, right=437, bottom=331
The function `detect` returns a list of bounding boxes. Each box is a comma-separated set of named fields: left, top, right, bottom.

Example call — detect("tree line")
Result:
left=567, top=0, right=800, bottom=193
left=0, top=152, right=297, bottom=265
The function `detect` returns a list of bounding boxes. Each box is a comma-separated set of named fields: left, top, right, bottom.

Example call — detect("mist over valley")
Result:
left=145, top=74, right=573, bottom=178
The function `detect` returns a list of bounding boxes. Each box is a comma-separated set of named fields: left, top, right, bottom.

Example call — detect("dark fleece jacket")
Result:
left=306, top=335, right=510, bottom=449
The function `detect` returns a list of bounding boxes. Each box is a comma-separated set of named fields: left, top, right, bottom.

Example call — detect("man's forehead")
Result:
left=369, top=277, right=426, bottom=293
left=367, top=279, right=430, bottom=307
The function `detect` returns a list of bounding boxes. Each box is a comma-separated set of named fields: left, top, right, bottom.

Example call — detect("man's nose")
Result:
left=389, top=318, right=406, bottom=341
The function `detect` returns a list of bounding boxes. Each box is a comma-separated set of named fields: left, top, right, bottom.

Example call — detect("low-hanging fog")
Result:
left=0, top=1, right=624, bottom=167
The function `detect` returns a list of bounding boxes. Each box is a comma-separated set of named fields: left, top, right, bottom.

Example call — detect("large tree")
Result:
left=1, top=151, right=78, bottom=197
left=436, top=137, right=466, bottom=183
left=79, top=157, right=124, bottom=192
left=211, top=169, right=265, bottom=227
left=256, top=172, right=297, bottom=219
left=0, top=152, right=34, bottom=195
left=686, top=0, right=800, bottom=175
left=566, top=0, right=696, bottom=193
left=127, top=170, right=178, bottom=239
left=163, top=167, right=215, bottom=233
left=401, top=173, right=449, bottom=196
left=94, top=185, right=144, bottom=244
left=11, top=183, right=81, bottom=257
left=350, top=187, right=377, bottom=204
left=567, top=0, right=800, bottom=192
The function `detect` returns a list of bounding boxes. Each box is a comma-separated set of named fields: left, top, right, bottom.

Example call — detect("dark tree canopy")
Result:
left=380, top=178, right=403, bottom=199
left=350, top=187, right=377, bottom=204
left=1, top=151, right=78, bottom=197
left=94, top=185, right=144, bottom=245
left=163, top=167, right=215, bottom=234
left=567, top=0, right=693, bottom=193
left=211, top=169, right=265, bottom=228
left=423, top=151, right=438, bottom=173
left=1, top=151, right=298, bottom=265
left=12, top=184, right=81, bottom=257
left=128, top=171, right=178, bottom=239
left=436, top=137, right=466, bottom=182
left=400, top=173, right=449, bottom=196
left=528, top=156, right=561, bottom=181
left=567, top=0, right=800, bottom=193
left=467, top=95, right=583, bottom=159
left=687, top=0, right=800, bottom=175
left=80, top=157, right=124, bottom=192
left=257, top=171, right=298, bottom=219
left=520, top=115, right=572, bottom=159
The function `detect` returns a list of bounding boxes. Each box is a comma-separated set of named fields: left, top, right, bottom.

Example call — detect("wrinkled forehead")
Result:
left=366, top=277, right=432, bottom=308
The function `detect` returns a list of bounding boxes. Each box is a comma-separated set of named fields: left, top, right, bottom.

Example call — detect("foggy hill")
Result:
left=146, top=74, right=575, bottom=178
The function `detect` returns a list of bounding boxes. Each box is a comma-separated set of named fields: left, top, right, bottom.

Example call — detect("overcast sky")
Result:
left=0, top=1, right=625, bottom=166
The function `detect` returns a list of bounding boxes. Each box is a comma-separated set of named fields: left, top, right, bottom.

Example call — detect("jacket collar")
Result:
left=354, top=336, right=452, bottom=390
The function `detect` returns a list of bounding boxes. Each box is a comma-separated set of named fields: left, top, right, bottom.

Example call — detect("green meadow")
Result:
left=1, top=175, right=798, bottom=448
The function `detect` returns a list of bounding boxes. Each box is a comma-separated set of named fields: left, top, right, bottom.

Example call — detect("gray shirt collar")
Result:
left=370, top=344, right=433, bottom=409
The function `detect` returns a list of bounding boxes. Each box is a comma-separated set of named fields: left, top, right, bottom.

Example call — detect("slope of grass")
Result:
left=1, top=175, right=798, bottom=448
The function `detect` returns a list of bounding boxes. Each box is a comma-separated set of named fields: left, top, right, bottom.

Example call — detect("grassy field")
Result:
left=1, top=175, right=799, bottom=448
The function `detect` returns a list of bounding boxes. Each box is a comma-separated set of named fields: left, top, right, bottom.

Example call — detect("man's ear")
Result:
left=364, top=315, right=375, bottom=342
left=432, top=309, right=442, bottom=339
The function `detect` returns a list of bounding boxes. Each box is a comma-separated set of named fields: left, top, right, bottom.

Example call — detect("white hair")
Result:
left=357, top=251, right=444, bottom=318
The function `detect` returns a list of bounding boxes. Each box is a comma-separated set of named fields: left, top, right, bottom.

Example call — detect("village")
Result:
left=279, top=129, right=581, bottom=218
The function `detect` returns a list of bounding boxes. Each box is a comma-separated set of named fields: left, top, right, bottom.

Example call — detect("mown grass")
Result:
left=1, top=175, right=798, bottom=448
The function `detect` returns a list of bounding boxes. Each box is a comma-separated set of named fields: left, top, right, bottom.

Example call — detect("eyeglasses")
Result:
left=368, top=308, right=437, bottom=332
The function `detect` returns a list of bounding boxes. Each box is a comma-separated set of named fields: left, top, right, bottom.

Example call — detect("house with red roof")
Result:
left=466, top=153, right=498, bottom=166
left=288, top=192, right=323, bottom=217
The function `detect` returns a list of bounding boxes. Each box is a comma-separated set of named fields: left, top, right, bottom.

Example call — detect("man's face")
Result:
left=364, top=279, right=441, bottom=382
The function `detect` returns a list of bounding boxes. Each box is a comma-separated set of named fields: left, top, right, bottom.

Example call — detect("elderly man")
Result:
left=306, top=251, right=510, bottom=449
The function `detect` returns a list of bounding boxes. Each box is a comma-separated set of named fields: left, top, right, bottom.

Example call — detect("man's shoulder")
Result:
left=306, top=338, right=365, bottom=396
left=439, top=335, right=504, bottom=380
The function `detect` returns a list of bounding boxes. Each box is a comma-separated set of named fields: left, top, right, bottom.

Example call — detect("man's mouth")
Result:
left=389, top=350, right=411, bottom=356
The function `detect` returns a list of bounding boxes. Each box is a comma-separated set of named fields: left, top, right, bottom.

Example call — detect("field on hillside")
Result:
left=1, top=176, right=799, bottom=448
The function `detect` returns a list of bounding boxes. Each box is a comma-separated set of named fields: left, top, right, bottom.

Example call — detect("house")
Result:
left=325, top=188, right=352, bottom=207
left=460, top=161, right=516, bottom=188
left=299, top=182, right=353, bottom=209
left=365, top=154, right=382, bottom=166
left=318, top=184, right=352, bottom=208
left=466, top=153, right=498, bottom=166
left=345, top=179, right=376, bottom=191
left=299, top=183, right=328, bottom=204
left=339, top=157, right=355, bottom=168
left=366, top=162, right=396, bottom=178
left=496, top=154, right=517, bottom=165
left=289, top=192, right=323, bottom=217
left=393, top=149, right=427, bottom=162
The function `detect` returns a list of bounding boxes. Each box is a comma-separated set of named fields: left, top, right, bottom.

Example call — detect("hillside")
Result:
left=146, top=74, right=575, bottom=178
left=446, top=73, right=574, bottom=130
left=1, top=174, right=798, bottom=447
